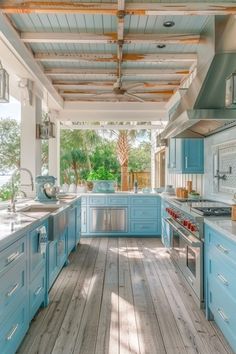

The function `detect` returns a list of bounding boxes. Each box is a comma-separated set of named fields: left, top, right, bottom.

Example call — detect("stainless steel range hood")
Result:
left=161, top=16, right=236, bottom=139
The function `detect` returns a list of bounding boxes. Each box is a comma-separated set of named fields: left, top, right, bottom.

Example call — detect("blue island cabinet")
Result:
left=0, top=235, right=28, bottom=354
left=168, top=138, right=204, bottom=174
left=67, top=202, right=77, bottom=254
left=205, top=224, right=236, bottom=352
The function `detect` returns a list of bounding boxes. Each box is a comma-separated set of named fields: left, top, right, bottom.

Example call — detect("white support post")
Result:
left=20, top=94, right=42, bottom=197
left=48, top=112, right=60, bottom=185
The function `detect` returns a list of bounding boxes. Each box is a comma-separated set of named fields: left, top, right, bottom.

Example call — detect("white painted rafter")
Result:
left=21, top=32, right=200, bottom=45
left=61, top=123, right=163, bottom=130
left=35, top=52, right=197, bottom=63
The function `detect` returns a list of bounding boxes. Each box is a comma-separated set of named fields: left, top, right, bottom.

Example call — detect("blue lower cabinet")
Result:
left=48, top=240, right=58, bottom=289
left=130, top=221, right=160, bottom=235
left=0, top=300, right=28, bottom=354
left=68, top=203, right=77, bottom=254
left=29, top=271, right=46, bottom=321
left=205, top=224, right=236, bottom=352
left=161, top=200, right=171, bottom=248
left=76, top=202, right=81, bottom=244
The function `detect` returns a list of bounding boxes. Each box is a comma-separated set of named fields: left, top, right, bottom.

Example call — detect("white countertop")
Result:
left=204, top=217, right=236, bottom=242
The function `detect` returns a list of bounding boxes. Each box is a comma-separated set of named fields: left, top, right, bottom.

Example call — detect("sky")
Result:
left=0, top=96, right=21, bottom=121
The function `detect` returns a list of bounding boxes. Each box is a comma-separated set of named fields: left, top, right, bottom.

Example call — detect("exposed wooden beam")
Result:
left=54, top=82, right=179, bottom=91
left=63, top=97, right=169, bottom=102
left=45, top=68, right=190, bottom=77
left=0, top=13, right=63, bottom=108
left=61, top=123, right=162, bottom=130
left=59, top=90, right=173, bottom=96
left=35, top=52, right=197, bottom=63
left=1, top=2, right=236, bottom=16
left=21, top=32, right=200, bottom=45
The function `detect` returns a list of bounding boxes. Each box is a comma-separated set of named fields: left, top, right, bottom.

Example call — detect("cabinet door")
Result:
left=48, top=241, right=58, bottom=289
left=183, top=139, right=204, bottom=173
left=76, top=205, right=81, bottom=244
left=29, top=221, right=48, bottom=281
left=81, top=206, right=87, bottom=233
left=68, top=204, right=76, bottom=254
left=57, top=229, right=67, bottom=269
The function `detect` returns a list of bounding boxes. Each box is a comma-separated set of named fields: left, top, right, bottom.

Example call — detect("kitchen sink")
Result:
left=19, top=204, right=61, bottom=213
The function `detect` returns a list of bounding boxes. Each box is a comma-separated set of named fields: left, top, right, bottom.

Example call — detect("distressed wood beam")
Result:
left=21, top=32, right=200, bottom=45
left=63, top=97, right=169, bottom=102
left=59, top=89, right=173, bottom=96
left=35, top=52, right=197, bottom=63
left=1, top=2, right=236, bottom=16
left=45, top=68, right=189, bottom=77
left=53, top=82, right=180, bottom=90
left=61, top=123, right=163, bottom=130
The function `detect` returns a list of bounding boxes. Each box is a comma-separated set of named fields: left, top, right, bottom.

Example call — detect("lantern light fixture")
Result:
left=0, top=60, right=9, bottom=103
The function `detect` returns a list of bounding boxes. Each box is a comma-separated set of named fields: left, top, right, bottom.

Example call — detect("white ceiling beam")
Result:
left=61, top=123, right=162, bottom=130
left=2, top=2, right=236, bottom=16
left=45, top=68, right=189, bottom=77
left=21, top=32, right=200, bottom=45
left=0, top=14, right=63, bottom=108
left=53, top=81, right=180, bottom=90
left=35, top=52, right=197, bottom=63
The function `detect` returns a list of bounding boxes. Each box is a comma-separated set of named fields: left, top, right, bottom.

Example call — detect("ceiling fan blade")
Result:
left=124, top=92, right=145, bottom=102
left=123, top=82, right=144, bottom=90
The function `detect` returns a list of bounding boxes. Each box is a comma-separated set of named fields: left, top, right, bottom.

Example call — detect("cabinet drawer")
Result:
left=207, top=227, right=236, bottom=266
left=0, top=236, right=26, bottom=276
left=29, top=271, right=46, bottom=321
left=0, top=300, right=28, bottom=354
left=131, top=207, right=158, bottom=219
left=208, top=252, right=236, bottom=299
left=130, top=221, right=159, bottom=234
left=208, top=278, right=236, bottom=350
left=130, top=196, right=160, bottom=206
left=0, top=259, right=27, bottom=325
left=29, top=222, right=47, bottom=281
left=88, top=196, right=106, bottom=205
left=107, top=196, right=128, bottom=205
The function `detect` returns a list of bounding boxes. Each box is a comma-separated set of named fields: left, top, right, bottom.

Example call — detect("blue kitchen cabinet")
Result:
left=161, top=200, right=171, bottom=248
left=0, top=234, right=29, bottom=354
left=28, top=220, right=48, bottom=321
left=205, top=224, right=236, bottom=352
left=67, top=203, right=77, bottom=254
left=76, top=199, right=81, bottom=245
left=168, top=138, right=204, bottom=174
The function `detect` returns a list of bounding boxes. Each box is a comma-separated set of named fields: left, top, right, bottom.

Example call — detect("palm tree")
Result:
left=116, top=130, right=130, bottom=191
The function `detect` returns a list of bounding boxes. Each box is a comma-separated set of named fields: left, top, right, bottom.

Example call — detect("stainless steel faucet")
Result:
left=8, top=167, right=34, bottom=212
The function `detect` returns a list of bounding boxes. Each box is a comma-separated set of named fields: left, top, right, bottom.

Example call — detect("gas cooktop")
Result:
left=192, top=206, right=232, bottom=217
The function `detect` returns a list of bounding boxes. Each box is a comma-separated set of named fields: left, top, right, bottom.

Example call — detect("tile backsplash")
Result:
left=204, top=126, right=236, bottom=203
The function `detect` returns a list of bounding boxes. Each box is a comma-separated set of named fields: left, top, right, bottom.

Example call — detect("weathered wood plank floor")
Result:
left=18, top=238, right=234, bottom=354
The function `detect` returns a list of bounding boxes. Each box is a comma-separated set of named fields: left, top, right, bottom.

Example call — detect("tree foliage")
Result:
left=0, top=118, right=20, bottom=173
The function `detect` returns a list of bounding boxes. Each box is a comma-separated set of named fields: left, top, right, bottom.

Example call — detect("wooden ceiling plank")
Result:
left=21, top=32, right=200, bottom=45
left=1, top=2, right=236, bottom=16
left=45, top=68, right=189, bottom=76
left=61, top=124, right=162, bottom=130
left=35, top=52, right=197, bottom=63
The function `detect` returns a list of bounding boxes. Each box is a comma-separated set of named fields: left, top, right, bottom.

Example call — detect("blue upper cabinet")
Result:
left=168, top=138, right=204, bottom=174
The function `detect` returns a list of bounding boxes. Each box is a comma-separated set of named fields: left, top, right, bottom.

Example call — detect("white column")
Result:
left=150, top=130, right=156, bottom=189
left=48, top=112, right=60, bottom=185
left=21, top=93, right=42, bottom=197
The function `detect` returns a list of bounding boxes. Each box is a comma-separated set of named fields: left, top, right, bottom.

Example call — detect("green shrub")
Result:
left=87, top=167, right=116, bottom=181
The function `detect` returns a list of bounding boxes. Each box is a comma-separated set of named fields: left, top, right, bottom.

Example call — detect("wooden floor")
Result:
left=18, top=238, right=234, bottom=354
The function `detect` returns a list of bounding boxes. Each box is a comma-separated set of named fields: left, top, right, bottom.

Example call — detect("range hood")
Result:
left=161, top=16, right=236, bottom=139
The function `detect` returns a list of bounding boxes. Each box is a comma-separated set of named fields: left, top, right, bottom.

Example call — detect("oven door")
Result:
left=165, top=217, right=203, bottom=302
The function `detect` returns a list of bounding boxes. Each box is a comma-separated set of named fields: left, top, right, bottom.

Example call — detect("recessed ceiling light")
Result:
left=157, top=44, right=166, bottom=49
left=163, top=20, right=175, bottom=28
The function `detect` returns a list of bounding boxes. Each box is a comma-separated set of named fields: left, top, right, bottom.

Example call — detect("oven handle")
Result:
left=164, top=217, right=202, bottom=247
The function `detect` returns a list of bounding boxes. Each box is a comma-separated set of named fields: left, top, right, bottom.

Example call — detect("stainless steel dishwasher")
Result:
left=89, top=207, right=127, bottom=233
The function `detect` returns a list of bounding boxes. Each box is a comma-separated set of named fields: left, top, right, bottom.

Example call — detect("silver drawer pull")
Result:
left=6, top=251, right=20, bottom=264
left=217, top=308, right=229, bottom=323
left=34, top=286, right=43, bottom=296
left=7, top=283, right=19, bottom=297
left=6, top=324, right=19, bottom=341
left=217, top=273, right=229, bottom=286
left=216, top=244, right=229, bottom=254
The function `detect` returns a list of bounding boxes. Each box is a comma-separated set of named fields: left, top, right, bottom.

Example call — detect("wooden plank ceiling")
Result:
left=1, top=1, right=236, bottom=104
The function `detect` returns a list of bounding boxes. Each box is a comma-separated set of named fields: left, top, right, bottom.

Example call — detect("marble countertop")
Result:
left=204, top=217, right=236, bottom=242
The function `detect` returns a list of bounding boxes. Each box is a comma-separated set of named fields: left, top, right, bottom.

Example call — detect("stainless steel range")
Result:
left=164, top=198, right=232, bottom=308
left=164, top=201, right=204, bottom=307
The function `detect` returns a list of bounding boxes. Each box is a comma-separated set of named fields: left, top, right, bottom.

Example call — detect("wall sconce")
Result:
left=0, top=61, right=9, bottom=103
left=36, top=112, right=55, bottom=139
